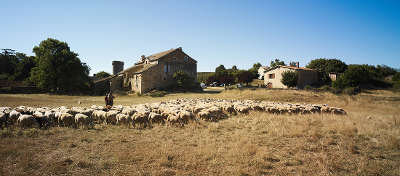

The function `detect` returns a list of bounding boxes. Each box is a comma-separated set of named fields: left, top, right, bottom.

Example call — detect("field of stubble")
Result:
left=0, top=89, right=399, bottom=176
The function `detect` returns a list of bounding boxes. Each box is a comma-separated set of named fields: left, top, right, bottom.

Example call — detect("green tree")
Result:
left=29, top=38, right=91, bottom=93
left=270, top=59, right=285, bottom=68
left=215, top=64, right=226, bottom=73
left=0, top=49, right=19, bottom=79
left=393, top=72, right=400, bottom=82
left=306, top=58, right=347, bottom=86
left=248, top=62, right=262, bottom=79
left=332, top=64, right=383, bottom=89
left=281, top=71, right=298, bottom=88
left=376, top=65, right=397, bottom=78
left=231, top=65, right=238, bottom=71
left=306, top=58, right=347, bottom=73
left=235, top=70, right=253, bottom=85
left=94, top=71, right=111, bottom=80
left=13, top=53, right=36, bottom=81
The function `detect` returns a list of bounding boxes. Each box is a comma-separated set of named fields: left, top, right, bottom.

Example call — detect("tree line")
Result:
left=201, top=58, right=400, bottom=92
left=1, top=38, right=92, bottom=94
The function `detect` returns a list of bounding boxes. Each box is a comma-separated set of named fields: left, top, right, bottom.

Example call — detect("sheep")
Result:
left=166, top=114, right=182, bottom=126
left=8, top=110, right=20, bottom=125
left=122, top=108, right=136, bottom=116
left=58, top=113, right=75, bottom=128
left=332, top=107, right=347, bottom=115
left=234, top=104, right=250, bottom=114
left=92, top=110, right=107, bottom=123
left=33, top=111, right=50, bottom=128
left=116, top=114, right=131, bottom=127
left=105, top=110, right=119, bottom=125
left=0, top=112, right=8, bottom=129
left=17, top=115, right=39, bottom=128
left=44, top=111, right=57, bottom=126
left=177, top=110, right=193, bottom=124
left=75, top=113, right=93, bottom=129
left=132, top=111, right=149, bottom=128
left=148, top=112, right=164, bottom=124
left=197, top=109, right=212, bottom=121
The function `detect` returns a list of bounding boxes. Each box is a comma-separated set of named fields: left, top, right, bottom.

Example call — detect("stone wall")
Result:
left=126, top=49, right=197, bottom=94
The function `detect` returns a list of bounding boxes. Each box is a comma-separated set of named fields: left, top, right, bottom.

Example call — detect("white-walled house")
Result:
left=264, top=65, right=318, bottom=89
left=258, top=66, right=269, bottom=79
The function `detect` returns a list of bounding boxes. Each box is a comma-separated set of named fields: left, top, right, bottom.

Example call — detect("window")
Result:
left=164, top=65, right=168, bottom=73
left=268, top=73, right=275, bottom=79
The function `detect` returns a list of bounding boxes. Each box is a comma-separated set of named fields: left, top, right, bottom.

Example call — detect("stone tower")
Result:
left=112, top=61, right=124, bottom=75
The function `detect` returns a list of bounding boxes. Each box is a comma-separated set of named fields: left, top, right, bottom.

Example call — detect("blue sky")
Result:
left=1, top=0, right=399, bottom=74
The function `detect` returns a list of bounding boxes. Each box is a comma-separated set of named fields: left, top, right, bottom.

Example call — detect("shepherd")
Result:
left=105, top=91, right=115, bottom=109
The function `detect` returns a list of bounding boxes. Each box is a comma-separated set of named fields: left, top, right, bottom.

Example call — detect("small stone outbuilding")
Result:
left=94, top=47, right=197, bottom=94
left=264, top=65, right=318, bottom=89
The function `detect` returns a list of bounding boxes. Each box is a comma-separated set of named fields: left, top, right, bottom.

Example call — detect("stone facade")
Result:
left=264, top=66, right=318, bottom=89
left=109, top=47, right=197, bottom=94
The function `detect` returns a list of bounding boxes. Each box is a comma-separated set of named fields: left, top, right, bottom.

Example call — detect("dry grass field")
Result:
left=0, top=89, right=400, bottom=176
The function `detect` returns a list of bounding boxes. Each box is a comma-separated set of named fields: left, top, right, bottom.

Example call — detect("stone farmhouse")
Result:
left=264, top=64, right=318, bottom=89
left=94, top=47, right=197, bottom=94
left=257, top=66, right=269, bottom=80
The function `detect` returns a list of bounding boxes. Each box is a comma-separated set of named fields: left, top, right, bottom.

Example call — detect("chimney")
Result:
left=112, top=61, right=124, bottom=75
left=141, top=55, right=146, bottom=61
left=296, top=62, right=299, bottom=68
left=178, top=47, right=182, bottom=51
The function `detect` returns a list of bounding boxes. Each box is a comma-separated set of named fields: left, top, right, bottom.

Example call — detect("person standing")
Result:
left=105, top=91, right=115, bottom=107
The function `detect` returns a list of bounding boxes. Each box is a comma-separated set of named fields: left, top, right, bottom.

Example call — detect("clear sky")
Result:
left=1, top=0, right=399, bottom=74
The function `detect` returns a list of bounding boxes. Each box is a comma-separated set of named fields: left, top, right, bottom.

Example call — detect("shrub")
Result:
left=393, top=81, right=400, bottom=91
left=343, top=87, right=360, bottom=95
left=147, top=90, right=167, bottom=97
left=169, top=71, right=202, bottom=92
left=393, top=72, right=400, bottom=82
left=281, top=71, right=298, bottom=88
left=304, top=85, right=314, bottom=91
left=319, top=85, right=332, bottom=92
left=330, top=87, right=342, bottom=94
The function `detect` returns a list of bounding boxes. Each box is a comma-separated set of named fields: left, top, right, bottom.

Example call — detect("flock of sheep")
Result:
left=0, top=98, right=346, bottom=129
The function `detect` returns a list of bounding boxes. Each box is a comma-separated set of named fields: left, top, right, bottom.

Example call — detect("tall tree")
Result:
left=231, top=65, right=238, bottom=71
left=235, top=70, right=253, bottom=85
left=306, top=58, right=347, bottom=73
left=13, top=53, right=36, bottom=81
left=248, top=62, right=262, bottom=79
left=215, top=64, right=226, bottom=73
left=0, top=49, right=19, bottom=78
left=94, top=71, right=111, bottom=80
left=29, top=38, right=91, bottom=93
left=270, top=59, right=285, bottom=68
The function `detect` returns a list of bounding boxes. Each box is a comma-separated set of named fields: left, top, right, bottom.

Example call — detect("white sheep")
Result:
left=17, top=115, right=39, bottom=128
left=58, top=113, right=75, bottom=128
left=9, top=110, right=21, bottom=125
left=116, top=114, right=131, bottom=127
left=92, top=110, right=107, bottom=123
left=75, top=113, right=93, bottom=129
left=105, top=110, right=119, bottom=125
left=0, top=112, right=8, bottom=128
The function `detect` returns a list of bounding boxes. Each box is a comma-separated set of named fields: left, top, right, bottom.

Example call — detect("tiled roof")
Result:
left=279, top=65, right=314, bottom=71
left=147, top=48, right=178, bottom=61
left=266, top=65, right=315, bottom=72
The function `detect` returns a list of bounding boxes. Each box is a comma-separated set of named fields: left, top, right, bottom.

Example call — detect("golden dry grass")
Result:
left=0, top=89, right=400, bottom=176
